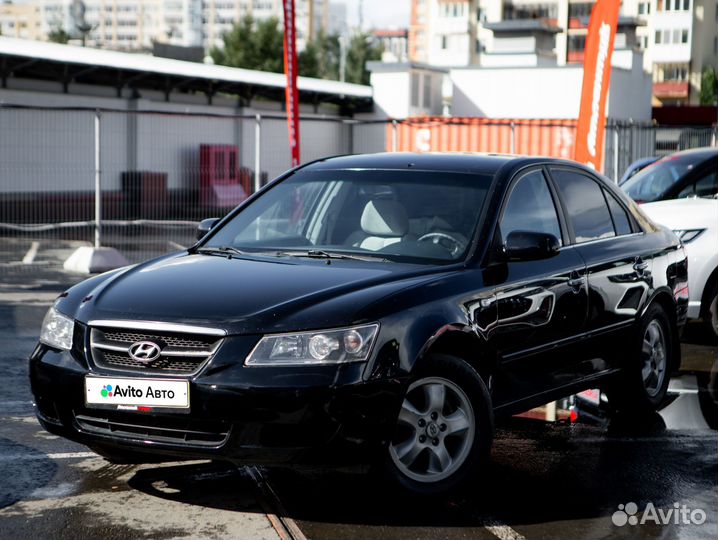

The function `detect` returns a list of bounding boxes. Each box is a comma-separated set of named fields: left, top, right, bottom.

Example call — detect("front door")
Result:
left=486, top=168, right=589, bottom=409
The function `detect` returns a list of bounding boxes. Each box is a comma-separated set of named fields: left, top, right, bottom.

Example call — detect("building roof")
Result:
left=366, top=61, right=449, bottom=74
left=0, top=37, right=373, bottom=110
left=484, top=20, right=561, bottom=34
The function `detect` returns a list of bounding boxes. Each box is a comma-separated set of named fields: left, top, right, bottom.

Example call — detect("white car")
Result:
left=642, top=198, right=718, bottom=338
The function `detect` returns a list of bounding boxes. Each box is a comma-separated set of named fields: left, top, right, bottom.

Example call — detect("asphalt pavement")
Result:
left=1, top=240, right=716, bottom=540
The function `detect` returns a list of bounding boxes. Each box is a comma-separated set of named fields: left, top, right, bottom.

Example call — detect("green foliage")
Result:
left=210, top=16, right=284, bottom=73
left=212, top=17, right=380, bottom=86
left=298, top=31, right=340, bottom=79
left=48, top=26, right=71, bottom=44
left=345, top=32, right=382, bottom=85
left=700, top=67, right=718, bottom=106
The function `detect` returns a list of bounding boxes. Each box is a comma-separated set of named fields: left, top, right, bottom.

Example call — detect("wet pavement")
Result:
left=0, top=257, right=716, bottom=540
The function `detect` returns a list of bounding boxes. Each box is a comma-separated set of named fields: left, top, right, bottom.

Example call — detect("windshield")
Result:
left=203, top=169, right=491, bottom=264
left=622, top=155, right=698, bottom=202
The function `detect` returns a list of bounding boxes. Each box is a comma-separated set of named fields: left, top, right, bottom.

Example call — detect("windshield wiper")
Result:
left=275, top=249, right=388, bottom=262
left=195, top=245, right=247, bottom=259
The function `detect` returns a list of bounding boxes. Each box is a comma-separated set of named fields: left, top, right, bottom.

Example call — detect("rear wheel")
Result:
left=384, top=354, right=493, bottom=496
left=606, top=304, right=673, bottom=413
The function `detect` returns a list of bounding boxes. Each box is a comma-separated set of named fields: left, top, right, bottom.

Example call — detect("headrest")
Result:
left=360, top=199, right=409, bottom=237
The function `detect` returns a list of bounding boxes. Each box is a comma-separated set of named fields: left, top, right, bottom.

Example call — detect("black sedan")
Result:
left=622, top=147, right=718, bottom=203
left=31, top=153, right=688, bottom=495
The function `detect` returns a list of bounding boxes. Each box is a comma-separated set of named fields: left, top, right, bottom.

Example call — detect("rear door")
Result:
left=487, top=167, right=589, bottom=408
left=549, top=166, right=657, bottom=373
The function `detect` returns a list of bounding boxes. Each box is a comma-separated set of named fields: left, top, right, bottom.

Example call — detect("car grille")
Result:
left=90, top=325, right=224, bottom=376
left=74, top=412, right=230, bottom=447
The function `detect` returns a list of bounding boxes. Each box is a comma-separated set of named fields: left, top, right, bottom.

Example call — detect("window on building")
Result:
left=655, top=30, right=661, bottom=44
left=423, top=74, right=432, bottom=109
left=441, top=35, right=448, bottom=49
left=411, top=73, right=420, bottom=108
left=672, top=29, right=681, bottom=43
left=683, top=0, right=690, bottom=9
left=663, top=29, right=671, bottom=43
left=569, top=34, right=587, bottom=53
left=681, top=29, right=689, bottom=43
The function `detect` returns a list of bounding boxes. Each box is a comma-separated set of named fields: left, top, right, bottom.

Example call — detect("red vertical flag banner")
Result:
left=283, top=0, right=301, bottom=167
left=574, top=0, right=621, bottom=171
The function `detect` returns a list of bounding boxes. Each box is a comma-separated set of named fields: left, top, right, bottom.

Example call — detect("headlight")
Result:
left=673, top=229, right=705, bottom=244
left=245, top=324, right=379, bottom=366
left=40, top=306, right=74, bottom=350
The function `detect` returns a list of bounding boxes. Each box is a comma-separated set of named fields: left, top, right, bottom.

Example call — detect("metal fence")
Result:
left=1, top=105, right=716, bottom=273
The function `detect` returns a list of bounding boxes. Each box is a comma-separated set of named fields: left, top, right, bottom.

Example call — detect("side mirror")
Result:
left=196, top=218, right=220, bottom=240
left=504, top=231, right=560, bottom=262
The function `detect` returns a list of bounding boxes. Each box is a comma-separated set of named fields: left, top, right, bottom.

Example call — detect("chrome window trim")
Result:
left=561, top=232, right=645, bottom=250
left=88, top=320, right=227, bottom=336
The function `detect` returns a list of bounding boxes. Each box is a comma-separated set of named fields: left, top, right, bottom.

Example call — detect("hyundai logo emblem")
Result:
left=128, top=341, right=162, bottom=363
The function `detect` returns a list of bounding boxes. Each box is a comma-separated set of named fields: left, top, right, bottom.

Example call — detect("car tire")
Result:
left=605, top=303, right=673, bottom=414
left=701, top=277, right=718, bottom=341
left=382, top=354, right=493, bottom=496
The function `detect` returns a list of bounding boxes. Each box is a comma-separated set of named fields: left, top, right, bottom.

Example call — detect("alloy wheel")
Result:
left=389, top=376, right=475, bottom=483
left=642, top=320, right=667, bottom=397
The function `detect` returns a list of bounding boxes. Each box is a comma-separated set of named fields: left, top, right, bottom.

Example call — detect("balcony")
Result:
left=653, top=81, right=689, bottom=99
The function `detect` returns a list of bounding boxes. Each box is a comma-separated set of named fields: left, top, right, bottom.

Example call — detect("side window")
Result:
left=500, top=170, right=562, bottom=245
left=678, top=169, right=718, bottom=198
left=604, top=189, right=633, bottom=236
left=552, top=169, right=615, bottom=243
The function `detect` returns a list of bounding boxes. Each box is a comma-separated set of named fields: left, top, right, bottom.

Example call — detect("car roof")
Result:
left=660, top=147, right=718, bottom=161
left=304, top=152, right=540, bottom=176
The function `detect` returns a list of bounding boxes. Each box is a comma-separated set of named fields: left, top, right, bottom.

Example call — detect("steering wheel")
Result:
left=417, top=232, right=466, bottom=257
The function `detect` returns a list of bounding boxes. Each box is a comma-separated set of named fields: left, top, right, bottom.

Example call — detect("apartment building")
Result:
left=1, top=0, right=329, bottom=52
left=0, top=2, right=43, bottom=40
left=409, top=0, right=718, bottom=104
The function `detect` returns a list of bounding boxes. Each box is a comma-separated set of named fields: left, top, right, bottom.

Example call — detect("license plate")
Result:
left=85, top=376, right=189, bottom=409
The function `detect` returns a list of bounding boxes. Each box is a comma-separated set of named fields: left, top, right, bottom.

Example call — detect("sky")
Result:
left=343, top=0, right=411, bottom=30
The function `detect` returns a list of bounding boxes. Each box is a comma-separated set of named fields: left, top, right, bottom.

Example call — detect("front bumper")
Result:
left=29, top=341, right=404, bottom=465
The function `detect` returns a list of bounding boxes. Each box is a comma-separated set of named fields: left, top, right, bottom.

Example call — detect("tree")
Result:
left=299, top=31, right=340, bottom=80
left=345, top=32, right=382, bottom=85
left=210, top=16, right=284, bottom=73
left=700, top=67, right=718, bottom=106
left=48, top=26, right=71, bottom=44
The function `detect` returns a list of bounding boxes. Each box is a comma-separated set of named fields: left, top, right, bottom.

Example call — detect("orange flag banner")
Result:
left=574, top=0, right=621, bottom=171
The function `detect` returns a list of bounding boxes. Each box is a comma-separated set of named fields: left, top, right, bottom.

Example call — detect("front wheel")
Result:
left=701, top=278, right=718, bottom=341
left=605, top=304, right=673, bottom=413
left=384, top=354, right=493, bottom=496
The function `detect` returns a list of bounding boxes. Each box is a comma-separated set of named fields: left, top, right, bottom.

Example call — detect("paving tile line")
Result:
left=246, top=465, right=308, bottom=540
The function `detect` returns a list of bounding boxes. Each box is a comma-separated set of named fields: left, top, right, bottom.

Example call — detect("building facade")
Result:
left=0, top=0, right=329, bottom=53
left=408, top=0, right=718, bottom=105
left=0, top=2, right=43, bottom=40
left=372, top=28, right=409, bottom=63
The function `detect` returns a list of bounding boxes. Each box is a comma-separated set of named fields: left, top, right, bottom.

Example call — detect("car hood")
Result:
left=641, top=198, right=718, bottom=230
left=66, top=252, right=452, bottom=334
